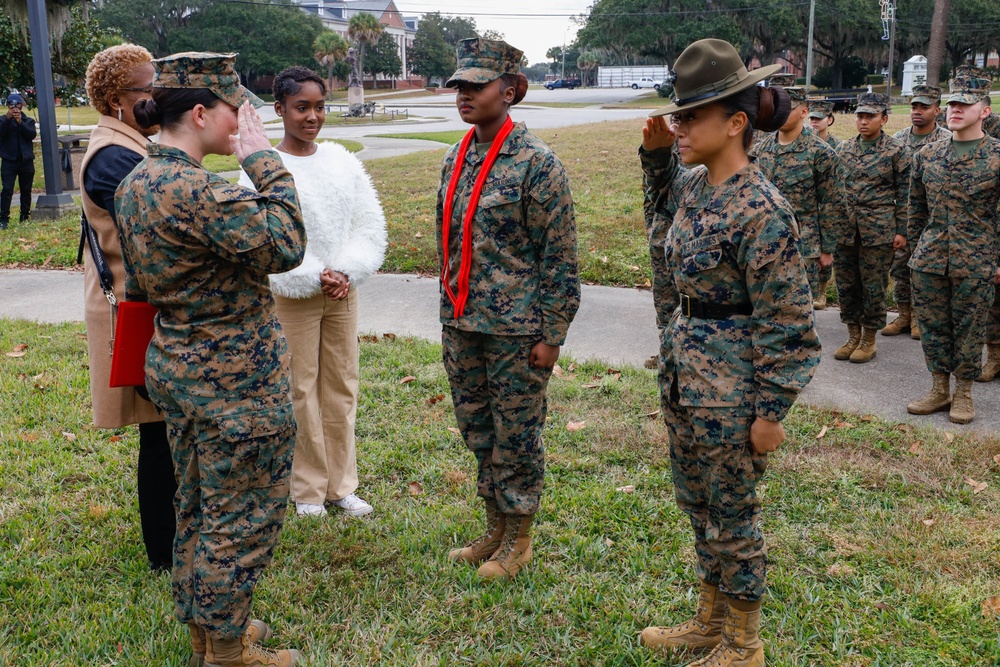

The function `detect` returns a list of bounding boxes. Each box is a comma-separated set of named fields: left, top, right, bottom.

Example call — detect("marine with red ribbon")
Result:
left=437, top=38, right=580, bottom=581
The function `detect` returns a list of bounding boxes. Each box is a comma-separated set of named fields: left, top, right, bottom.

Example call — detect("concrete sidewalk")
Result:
left=2, top=267, right=997, bottom=433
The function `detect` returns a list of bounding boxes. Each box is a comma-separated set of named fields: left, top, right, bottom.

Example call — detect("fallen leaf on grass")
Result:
left=616, top=484, right=634, bottom=493
left=835, top=421, right=854, bottom=429
left=567, top=363, right=576, bottom=373
left=645, top=410, right=660, bottom=419
left=566, top=421, right=586, bottom=432
left=360, top=334, right=379, bottom=343
left=109, top=435, right=124, bottom=443
left=6, top=343, right=28, bottom=358
left=873, top=602, right=889, bottom=611
left=582, top=383, right=601, bottom=389
left=994, top=454, right=1000, bottom=467
left=860, top=414, right=876, bottom=422
left=383, top=333, right=397, bottom=341
left=408, top=481, right=423, bottom=497
left=982, top=596, right=1000, bottom=619
left=827, top=563, right=854, bottom=576
left=944, top=432, right=955, bottom=444
left=908, top=440, right=924, bottom=454
left=894, top=423, right=914, bottom=434
left=964, top=476, right=988, bottom=494
left=447, top=427, right=461, bottom=435
left=922, top=518, right=936, bottom=527
left=414, top=232, right=423, bottom=239
left=605, top=538, right=614, bottom=547
left=427, top=394, right=445, bottom=405
left=399, top=376, right=416, bottom=384
left=552, top=364, right=563, bottom=377
left=816, top=425, right=828, bottom=440
left=62, top=431, right=76, bottom=441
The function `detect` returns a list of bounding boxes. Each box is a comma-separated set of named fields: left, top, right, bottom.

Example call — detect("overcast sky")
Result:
left=394, top=1, right=589, bottom=67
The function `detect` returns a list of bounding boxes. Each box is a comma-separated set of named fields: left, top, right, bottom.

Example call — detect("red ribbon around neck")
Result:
left=440, top=115, right=515, bottom=319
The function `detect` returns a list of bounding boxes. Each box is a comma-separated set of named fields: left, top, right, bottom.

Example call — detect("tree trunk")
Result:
left=926, top=0, right=950, bottom=86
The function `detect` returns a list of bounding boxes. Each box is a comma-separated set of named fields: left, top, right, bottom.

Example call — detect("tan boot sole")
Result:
left=949, top=411, right=974, bottom=424
left=477, top=545, right=532, bottom=580
left=907, top=400, right=950, bottom=415
left=639, top=625, right=721, bottom=651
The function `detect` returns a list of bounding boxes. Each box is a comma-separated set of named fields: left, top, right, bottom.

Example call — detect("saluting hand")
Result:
left=642, top=116, right=676, bottom=152
left=231, top=101, right=272, bottom=163
left=749, top=417, right=785, bottom=454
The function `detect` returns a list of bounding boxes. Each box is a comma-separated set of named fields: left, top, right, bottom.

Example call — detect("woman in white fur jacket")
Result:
left=239, top=66, right=387, bottom=518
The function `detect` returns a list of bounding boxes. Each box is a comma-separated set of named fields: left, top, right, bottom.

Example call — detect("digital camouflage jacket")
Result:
left=908, top=135, right=1000, bottom=279
left=436, top=121, right=580, bottom=346
left=641, top=147, right=820, bottom=421
left=751, top=126, right=847, bottom=257
left=838, top=131, right=911, bottom=245
left=893, top=124, right=952, bottom=147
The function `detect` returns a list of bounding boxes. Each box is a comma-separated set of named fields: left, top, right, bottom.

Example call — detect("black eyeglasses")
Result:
left=119, top=86, right=153, bottom=93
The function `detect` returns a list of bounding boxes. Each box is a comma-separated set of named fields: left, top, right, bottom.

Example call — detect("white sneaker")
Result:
left=296, top=502, right=327, bottom=517
left=330, top=493, right=373, bottom=517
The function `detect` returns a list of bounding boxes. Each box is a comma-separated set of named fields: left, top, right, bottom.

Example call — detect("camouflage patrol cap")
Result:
left=948, top=72, right=992, bottom=105
left=909, top=84, right=942, bottom=106
left=769, top=74, right=797, bottom=88
left=152, top=52, right=265, bottom=108
left=808, top=100, right=835, bottom=118
left=784, top=87, right=808, bottom=107
left=446, top=38, right=523, bottom=88
left=856, top=92, right=891, bottom=114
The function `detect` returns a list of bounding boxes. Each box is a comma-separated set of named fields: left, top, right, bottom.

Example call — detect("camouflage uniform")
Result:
left=751, top=124, right=846, bottom=297
left=641, top=146, right=821, bottom=601
left=835, top=107, right=910, bottom=329
left=908, top=141, right=1000, bottom=381
left=891, top=87, right=952, bottom=308
left=437, top=121, right=580, bottom=516
left=116, top=54, right=305, bottom=643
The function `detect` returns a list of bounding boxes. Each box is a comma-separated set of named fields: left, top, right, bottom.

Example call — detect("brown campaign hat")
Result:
left=651, top=39, right=781, bottom=117
left=152, top=51, right=265, bottom=108
left=445, top=38, right=523, bottom=88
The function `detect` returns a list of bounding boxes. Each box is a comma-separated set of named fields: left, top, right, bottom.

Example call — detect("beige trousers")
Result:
left=274, top=287, right=359, bottom=504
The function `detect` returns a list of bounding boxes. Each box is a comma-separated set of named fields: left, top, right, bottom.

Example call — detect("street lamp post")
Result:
left=27, top=0, right=74, bottom=219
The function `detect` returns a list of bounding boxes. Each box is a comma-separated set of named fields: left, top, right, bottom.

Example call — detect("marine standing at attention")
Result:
left=438, top=38, right=580, bottom=581
left=905, top=72, right=1000, bottom=425
left=637, top=39, right=820, bottom=667
left=116, top=52, right=306, bottom=667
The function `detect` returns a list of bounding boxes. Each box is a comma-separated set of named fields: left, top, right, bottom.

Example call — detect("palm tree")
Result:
left=347, top=11, right=383, bottom=86
left=926, top=0, right=950, bottom=86
left=576, top=51, right=600, bottom=88
left=314, top=30, right=349, bottom=99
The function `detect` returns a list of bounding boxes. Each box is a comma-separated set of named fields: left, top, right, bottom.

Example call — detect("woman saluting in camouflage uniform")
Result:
left=637, top=40, right=821, bottom=667
left=116, top=53, right=306, bottom=666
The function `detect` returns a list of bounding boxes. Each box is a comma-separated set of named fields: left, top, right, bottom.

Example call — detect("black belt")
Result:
left=679, top=294, right=753, bottom=319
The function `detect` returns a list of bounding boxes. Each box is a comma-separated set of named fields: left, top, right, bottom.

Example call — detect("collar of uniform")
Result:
left=851, top=130, right=887, bottom=151
left=461, top=120, right=526, bottom=166
left=146, top=143, right=202, bottom=166
left=684, top=161, right=760, bottom=212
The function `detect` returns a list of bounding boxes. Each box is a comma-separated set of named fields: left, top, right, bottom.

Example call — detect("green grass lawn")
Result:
left=0, top=320, right=997, bottom=665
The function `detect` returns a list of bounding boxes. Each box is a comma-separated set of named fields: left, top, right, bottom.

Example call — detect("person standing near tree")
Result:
left=439, top=38, right=579, bottom=581
left=751, top=81, right=846, bottom=310
left=637, top=39, right=820, bottom=667
left=116, top=52, right=306, bottom=666
left=883, top=85, right=951, bottom=340
left=906, top=72, right=1000, bottom=425
left=832, top=93, right=910, bottom=364
left=0, top=93, right=35, bottom=229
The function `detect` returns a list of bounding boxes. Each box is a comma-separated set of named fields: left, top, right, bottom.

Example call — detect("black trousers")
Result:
left=0, top=157, right=34, bottom=221
left=137, top=420, right=178, bottom=570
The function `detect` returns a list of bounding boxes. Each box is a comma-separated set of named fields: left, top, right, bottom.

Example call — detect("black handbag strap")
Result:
left=77, top=210, right=119, bottom=355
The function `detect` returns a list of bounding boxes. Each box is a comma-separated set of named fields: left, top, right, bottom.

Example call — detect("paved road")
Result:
left=3, top=268, right=998, bottom=433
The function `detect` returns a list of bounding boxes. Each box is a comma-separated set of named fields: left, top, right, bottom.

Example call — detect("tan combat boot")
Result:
left=448, top=498, right=506, bottom=564
left=477, top=513, right=533, bottom=580
left=950, top=377, right=975, bottom=424
left=834, top=324, right=862, bottom=360
left=687, top=599, right=764, bottom=667
left=976, top=344, right=1000, bottom=382
left=191, top=621, right=270, bottom=667
left=640, top=580, right=726, bottom=652
left=204, top=628, right=299, bottom=667
left=813, top=280, right=828, bottom=310
left=910, top=317, right=920, bottom=340
left=907, top=372, right=951, bottom=415
left=849, top=328, right=877, bottom=363
left=880, top=303, right=911, bottom=336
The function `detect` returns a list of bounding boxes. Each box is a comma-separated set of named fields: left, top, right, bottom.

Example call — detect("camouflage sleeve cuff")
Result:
left=638, top=145, right=675, bottom=170
left=241, top=150, right=285, bottom=187
left=755, top=392, right=795, bottom=422
left=542, top=322, right=570, bottom=347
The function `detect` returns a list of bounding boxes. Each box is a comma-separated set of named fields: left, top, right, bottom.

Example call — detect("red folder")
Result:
left=109, top=301, right=158, bottom=388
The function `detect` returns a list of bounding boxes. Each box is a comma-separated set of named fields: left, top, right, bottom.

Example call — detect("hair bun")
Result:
left=754, top=86, right=791, bottom=132
left=511, top=72, right=529, bottom=105
left=133, top=98, right=162, bottom=129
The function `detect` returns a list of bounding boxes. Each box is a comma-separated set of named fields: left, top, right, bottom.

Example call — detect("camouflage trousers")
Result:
left=911, top=270, right=993, bottom=380
left=662, top=388, right=769, bottom=602
left=803, top=255, right=820, bottom=300
left=834, top=241, right=893, bottom=329
left=149, top=377, right=295, bottom=641
left=889, top=245, right=913, bottom=304
left=442, top=326, right=552, bottom=516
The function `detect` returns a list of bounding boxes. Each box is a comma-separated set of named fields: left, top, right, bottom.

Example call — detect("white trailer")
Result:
left=597, top=65, right=671, bottom=88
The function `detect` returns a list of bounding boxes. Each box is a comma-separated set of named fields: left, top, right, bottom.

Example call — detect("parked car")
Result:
left=544, top=78, right=581, bottom=90
left=628, top=77, right=661, bottom=90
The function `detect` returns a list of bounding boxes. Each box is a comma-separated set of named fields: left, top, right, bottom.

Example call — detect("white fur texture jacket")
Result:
left=239, top=142, right=387, bottom=299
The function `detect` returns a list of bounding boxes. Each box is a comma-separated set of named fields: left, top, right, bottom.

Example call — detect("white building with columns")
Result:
left=292, top=0, right=419, bottom=85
